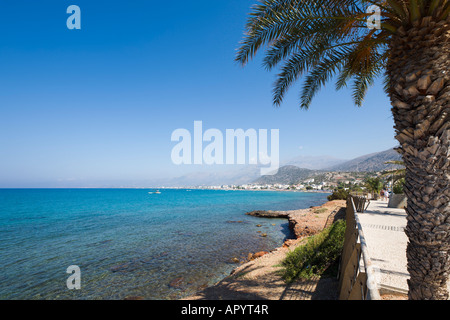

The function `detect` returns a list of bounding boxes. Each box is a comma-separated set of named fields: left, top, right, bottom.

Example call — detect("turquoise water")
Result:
left=0, top=188, right=329, bottom=300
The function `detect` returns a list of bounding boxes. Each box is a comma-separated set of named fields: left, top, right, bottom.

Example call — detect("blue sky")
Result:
left=0, top=1, right=397, bottom=187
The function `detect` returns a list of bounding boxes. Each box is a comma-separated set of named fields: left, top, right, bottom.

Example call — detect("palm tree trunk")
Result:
left=386, top=16, right=450, bottom=300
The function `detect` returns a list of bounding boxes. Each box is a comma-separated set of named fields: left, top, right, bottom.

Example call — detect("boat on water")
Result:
left=148, top=190, right=161, bottom=194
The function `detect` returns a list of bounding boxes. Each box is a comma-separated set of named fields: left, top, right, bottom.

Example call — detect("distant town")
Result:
left=159, top=171, right=386, bottom=192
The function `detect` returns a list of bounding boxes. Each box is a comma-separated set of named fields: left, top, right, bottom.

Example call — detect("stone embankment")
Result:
left=246, top=200, right=346, bottom=244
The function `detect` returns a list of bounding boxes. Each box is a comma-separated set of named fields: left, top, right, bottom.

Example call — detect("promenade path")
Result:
left=358, top=200, right=409, bottom=293
left=359, top=200, right=450, bottom=297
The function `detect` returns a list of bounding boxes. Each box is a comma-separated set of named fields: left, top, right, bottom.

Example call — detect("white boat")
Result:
left=148, top=190, right=161, bottom=194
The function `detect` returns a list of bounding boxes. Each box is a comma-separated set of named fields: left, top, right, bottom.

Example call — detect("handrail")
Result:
left=352, top=198, right=381, bottom=300
left=338, top=196, right=381, bottom=300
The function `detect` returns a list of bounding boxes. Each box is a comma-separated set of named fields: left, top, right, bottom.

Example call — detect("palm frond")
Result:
left=236, top=0, right=449, bottom=109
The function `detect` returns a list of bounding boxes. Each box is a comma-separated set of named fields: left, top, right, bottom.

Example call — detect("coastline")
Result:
left=183, top=199, right=347, bottom=300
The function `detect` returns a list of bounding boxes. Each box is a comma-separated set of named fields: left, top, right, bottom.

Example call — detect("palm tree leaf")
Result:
left=236, top=0, right=448, bottom=109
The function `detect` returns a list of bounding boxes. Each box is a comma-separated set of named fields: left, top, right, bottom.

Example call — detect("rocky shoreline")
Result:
left=184, top=200, right=347, bottom=300
left=247, top=200, right=346, bottom=243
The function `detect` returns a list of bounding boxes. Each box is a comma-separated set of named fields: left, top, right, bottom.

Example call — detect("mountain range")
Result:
left=283, top=155, right=347, bottom=170
left=253, top=166, right=318, bottom=185
left=326, top=148, right=401, bottom=172
left=160, top=147, right=401, bottom=187
left=254, top=148, right=402, bottom=185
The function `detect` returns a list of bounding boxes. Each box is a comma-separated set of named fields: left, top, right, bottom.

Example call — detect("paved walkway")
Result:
left=358, top=200, right=409, bottom=293
left=358, top=200, right=450, bottom=297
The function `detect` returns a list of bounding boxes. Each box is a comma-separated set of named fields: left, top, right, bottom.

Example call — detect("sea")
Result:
left=0, top=188, right=329, bottom=300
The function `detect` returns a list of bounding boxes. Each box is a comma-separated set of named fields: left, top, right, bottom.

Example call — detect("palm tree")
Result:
left=381, top=160, right=406, bottom=184
left=365, top=176, right=384, bottom=198
left=236, top=1, right=449, bottom=300
left=382, top=160, right=407, bottom=194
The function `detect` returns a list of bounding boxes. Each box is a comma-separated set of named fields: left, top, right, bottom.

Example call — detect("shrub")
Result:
left=280, top=219, right=346, bottom=283
left=314, top=208, right=328, bottom=214
left=327, top=189, right=349, bottom=201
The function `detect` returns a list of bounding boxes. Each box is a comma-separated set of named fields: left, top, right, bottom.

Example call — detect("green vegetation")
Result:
left=313, top=208, right=328, bottom=214
left=327, top=189, right=349, bottom=201
left=393, top=178, right=405, bottom=195
left=364, top=177, right=383, bottom=197
left=280, top=219, right=346, bottom=283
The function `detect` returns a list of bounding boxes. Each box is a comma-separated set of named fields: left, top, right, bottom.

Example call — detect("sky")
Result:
left=0, top=1, right=397, bottom=187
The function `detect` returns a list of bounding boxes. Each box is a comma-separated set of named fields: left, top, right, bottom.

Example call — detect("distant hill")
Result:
left=283, top=155, right=348, bottom=170
left=254, top=166, right=319, bottom=185
left=160, top=166, right=262, bottom=187
left=326, top=148, right=401, bottom=172
left=253, top=148, right=402, bottom=185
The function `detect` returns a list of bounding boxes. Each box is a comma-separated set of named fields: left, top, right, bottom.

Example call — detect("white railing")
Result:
left=338, top=196, right=381, bottom=300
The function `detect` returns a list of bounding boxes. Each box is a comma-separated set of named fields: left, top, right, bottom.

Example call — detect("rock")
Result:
left=231, top=257, right=240, bottom=264
left=260, top=233, right=267, bottom=237
left=246, top=210, right=289, bottom=218
left=124, top=296, right=144, bottom=300
left=110, top=263, right=130, bottom=273
left=283, top=239, right=298, bottom=248
left=168, top=277, right=184, bottom=289
left=253, top=251, right=268, bottom=259
left=256, top=224, right=262, bottom=227
left=247, top=251, right=268, bottom=261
